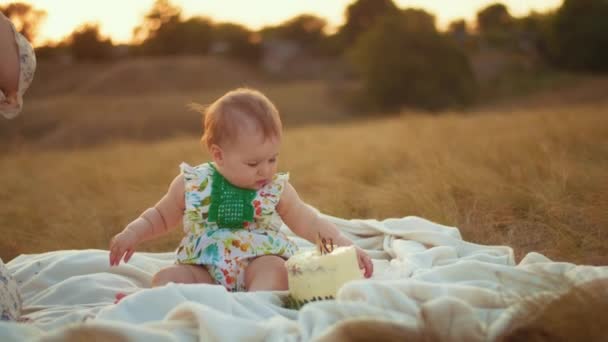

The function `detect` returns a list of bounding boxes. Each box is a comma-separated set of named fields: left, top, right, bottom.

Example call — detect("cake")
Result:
left=285, top=235, right=363, bottom=306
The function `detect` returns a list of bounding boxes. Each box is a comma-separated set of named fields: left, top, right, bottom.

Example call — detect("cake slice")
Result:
left=285, top=237, right=363, bottom=306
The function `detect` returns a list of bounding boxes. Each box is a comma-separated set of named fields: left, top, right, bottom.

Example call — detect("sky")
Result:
left=7, top=0, right=563, bottom=46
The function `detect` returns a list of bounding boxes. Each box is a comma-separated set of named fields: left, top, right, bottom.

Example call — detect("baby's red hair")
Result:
left=193, top=88, right=282, bottom=149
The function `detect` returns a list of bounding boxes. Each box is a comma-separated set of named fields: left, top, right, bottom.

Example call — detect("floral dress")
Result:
left=176, top=162, right=298, bottom=291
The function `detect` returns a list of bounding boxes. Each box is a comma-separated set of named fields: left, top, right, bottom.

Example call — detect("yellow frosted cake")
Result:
left=285, top=236, right=363, bottom=305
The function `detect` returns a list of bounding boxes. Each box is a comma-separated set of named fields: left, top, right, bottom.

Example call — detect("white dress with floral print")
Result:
left=176, top=162, right=298, bottom=291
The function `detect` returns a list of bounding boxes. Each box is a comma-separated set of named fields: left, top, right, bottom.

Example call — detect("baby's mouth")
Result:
left=256, top=180, right=268, bottom=187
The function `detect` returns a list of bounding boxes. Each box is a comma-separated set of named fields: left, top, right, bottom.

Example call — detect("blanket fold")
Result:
left=1, top=214, right=606, bottom=341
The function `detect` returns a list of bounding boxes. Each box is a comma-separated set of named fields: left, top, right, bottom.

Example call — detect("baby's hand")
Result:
left=109, top=229, right=138, bottom=266
left=354, top=246, right=374, bottom=278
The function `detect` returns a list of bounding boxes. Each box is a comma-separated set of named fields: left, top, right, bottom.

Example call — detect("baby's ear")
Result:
left=209, top=144, right=224, bottom=165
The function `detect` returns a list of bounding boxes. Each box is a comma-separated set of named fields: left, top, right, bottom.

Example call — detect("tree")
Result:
left=476, top=3, right=514, bottom=48
left=551, top=0, right=608, bottom=72
left=349, top=10, right=477, bottom=111
left=69, top=23, right=113, bottom=61
left=514, top=11, right=555, bottom=58
left=338, top=0, right=399, bottom=47
left=0, top=2, right=46, bottom=42
left=177, top=17, right=213, bottom=54
left=132, top=0, right=213, bottom=56
left=151, top=17, right=212, bottom=55
left=261, top=14, right=327, bottom=52
left=133, top=0, right=182, bottom=44
left=476, top=3, right=513, bottom=34
left=212, top=23, right=261, bottom=63
left=448, top=19, right=467, bottom=37
left=448, top=19, right=468, bottom=45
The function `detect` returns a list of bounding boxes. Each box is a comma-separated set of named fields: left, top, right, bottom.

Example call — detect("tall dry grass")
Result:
left=1, top=103, right=606, bottom=264
left=0, top=56, right=351, bottom=151
left=0, top=80, right=349, bottom=151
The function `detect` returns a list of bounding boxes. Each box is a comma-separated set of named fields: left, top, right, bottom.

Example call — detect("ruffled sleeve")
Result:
left=273, top=172, right=289, bottom=196
left=264, top=172, right=289, bottom=205
left=180, top=162, right=213, bottom=192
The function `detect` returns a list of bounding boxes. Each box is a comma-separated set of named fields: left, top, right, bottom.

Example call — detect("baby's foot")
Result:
left=114, top=292, right=128, bottom=304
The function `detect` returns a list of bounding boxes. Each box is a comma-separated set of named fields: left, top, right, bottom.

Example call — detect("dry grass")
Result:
left=0, top=56, right=350, bottom=151
left=0, top=80, right=350, bottom=151
left=1, top=57, right=606, bottom=264
left=1, top=101, right=606, bottom=264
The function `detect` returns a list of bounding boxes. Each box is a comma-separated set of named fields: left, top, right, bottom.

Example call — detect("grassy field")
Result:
left=1, top=104, right=606, bottom=264
left=0, top=57, right=606, bottom=265
left=0, top=57, right=352, bottom=151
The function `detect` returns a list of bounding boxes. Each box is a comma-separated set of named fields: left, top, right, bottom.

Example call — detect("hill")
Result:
left=27, top=56, right=269, bottom=98
left=1, top=56, right=353, bottom=150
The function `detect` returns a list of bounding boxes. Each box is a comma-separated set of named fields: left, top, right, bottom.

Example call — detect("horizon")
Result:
left=13, top=0, right=563, bottom=46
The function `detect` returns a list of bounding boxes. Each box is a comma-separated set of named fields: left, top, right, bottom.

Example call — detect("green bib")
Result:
left=207, top=164, right=257, bottom=229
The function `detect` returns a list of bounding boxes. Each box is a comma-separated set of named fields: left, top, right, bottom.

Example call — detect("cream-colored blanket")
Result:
left=2, top=214, right=607, bottom=341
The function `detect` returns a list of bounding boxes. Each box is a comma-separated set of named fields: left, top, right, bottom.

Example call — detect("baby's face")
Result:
left=216, top=129, right=281, bottom=190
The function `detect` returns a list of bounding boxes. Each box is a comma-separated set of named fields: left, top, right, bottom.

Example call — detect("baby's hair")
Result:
left=191, top=88, right=282, bottom=149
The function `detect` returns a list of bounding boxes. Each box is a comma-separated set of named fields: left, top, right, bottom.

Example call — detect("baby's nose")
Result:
left=259, top=163, right=271, bottom=177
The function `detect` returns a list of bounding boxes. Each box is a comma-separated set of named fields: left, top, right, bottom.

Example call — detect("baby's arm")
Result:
left=277, top=182, right=373, bottom=277
left=277, top=182, right=352, bottom=246
left=109, top=174, right=185, bottom=266
left=128, top=174, right=185, bottom=242
left=0, top=14, right=20, bottom=100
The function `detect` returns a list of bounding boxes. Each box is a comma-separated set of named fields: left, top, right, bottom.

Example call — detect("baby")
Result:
left=109, top=88, right=373, bottom=292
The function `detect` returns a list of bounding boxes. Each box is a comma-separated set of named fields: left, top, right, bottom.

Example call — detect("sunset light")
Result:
left=2, top=0, right=607, bottom=339
left=17, top=0, right=562, bottom=46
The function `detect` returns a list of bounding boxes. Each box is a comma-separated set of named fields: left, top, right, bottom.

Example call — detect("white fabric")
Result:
left=1, top=214, right=607, bottom=341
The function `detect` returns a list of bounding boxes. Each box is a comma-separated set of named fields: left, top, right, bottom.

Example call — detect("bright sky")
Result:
left=8, top=0, right=563, bottom=46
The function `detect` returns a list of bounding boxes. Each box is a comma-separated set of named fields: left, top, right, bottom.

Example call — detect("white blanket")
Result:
left=2, top=214, right=607, bottom=341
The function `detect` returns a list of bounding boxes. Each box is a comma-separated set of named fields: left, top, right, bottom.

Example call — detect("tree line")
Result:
left=2, top=0, right=607, bottom=111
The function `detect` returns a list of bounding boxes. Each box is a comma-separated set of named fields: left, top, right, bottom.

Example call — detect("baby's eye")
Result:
left=247, top=162, right=259, bottom=167
left=269, top=158, right=277, bottom=163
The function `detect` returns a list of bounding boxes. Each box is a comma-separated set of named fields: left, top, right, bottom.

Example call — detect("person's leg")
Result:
left=151, top=264, right=214, bottom=287
left=244, top=255, right=288, bottom=291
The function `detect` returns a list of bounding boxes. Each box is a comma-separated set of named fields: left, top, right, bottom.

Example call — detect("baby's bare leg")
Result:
left=151, top=264, right=214, bottom=287
left=244, top=255, right=288, bottom=291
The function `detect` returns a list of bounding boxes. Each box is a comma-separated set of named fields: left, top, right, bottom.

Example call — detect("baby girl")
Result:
left=109, top=88, right=373, bottom=292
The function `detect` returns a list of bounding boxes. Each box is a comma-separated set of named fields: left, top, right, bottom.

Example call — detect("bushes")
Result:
left=551, top=0, right=608, bottom=72
left=349, top=10, right=477, bottom=111
left=69, top=24, right=113, bottom=61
